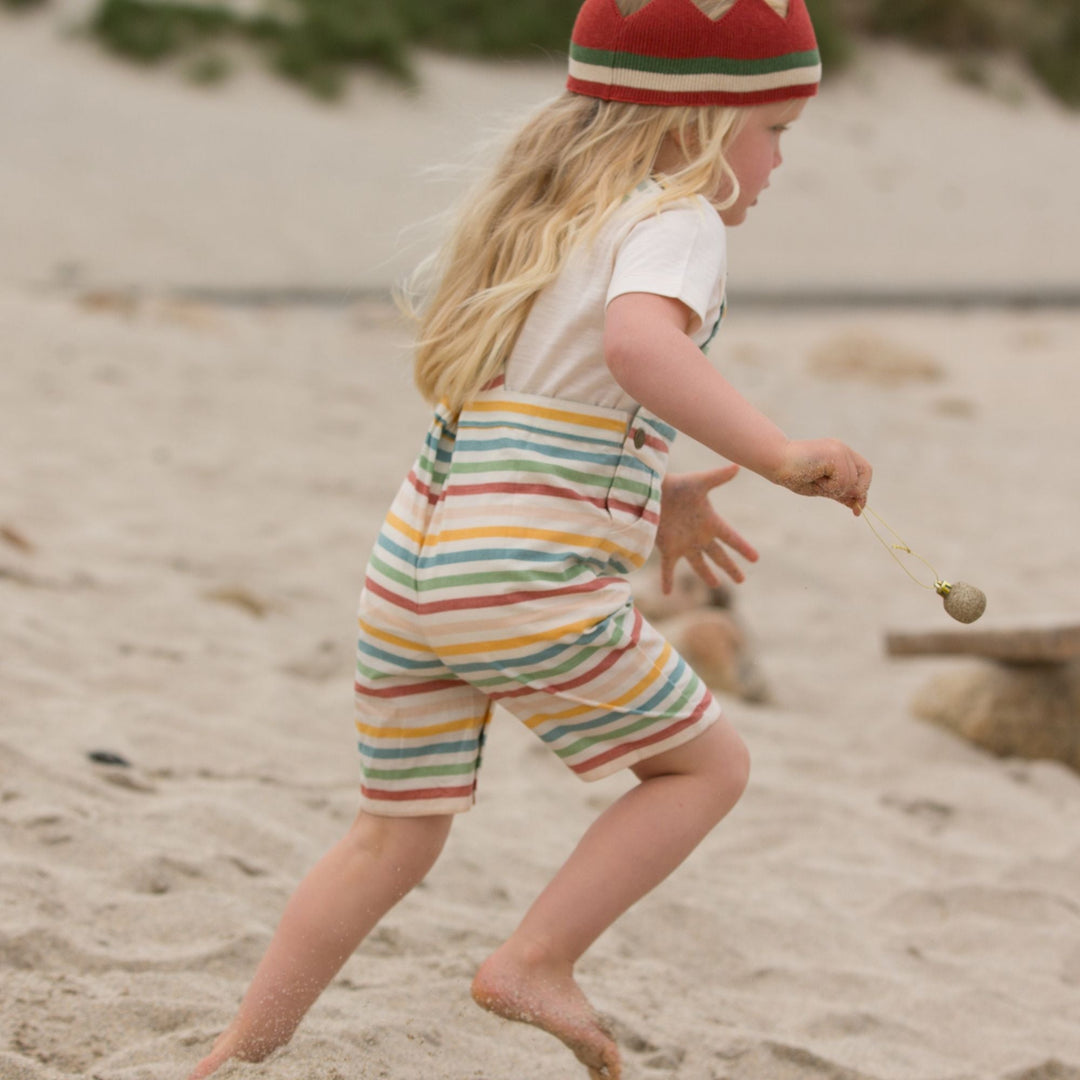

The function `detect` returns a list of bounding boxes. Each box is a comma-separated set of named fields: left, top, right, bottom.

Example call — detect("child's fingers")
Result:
left=836, top=451, right=872, bottom=513
left=811, top=445, right=871, bottom=509
left=688, top=551, right=724, bottom=587
left=703, top=542, right=746, bottom=584
left=660, top=554, right=676, bottom=595
left=713, top=518, right=759, bottom=563
left=703, top=464, right=740, bottom=491
left=854, top=454, right=873, bottom=501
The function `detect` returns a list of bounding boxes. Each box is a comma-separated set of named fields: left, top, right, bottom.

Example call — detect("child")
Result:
left=188, top=0, right=871, bottom=1076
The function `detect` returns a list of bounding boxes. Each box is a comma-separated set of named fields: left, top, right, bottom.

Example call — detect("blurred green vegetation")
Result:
left=864, top=0, right=1080, bottom=104
left=25, top=0, right=1075, bottom=107
left=87, top=0, right=583, bottom=98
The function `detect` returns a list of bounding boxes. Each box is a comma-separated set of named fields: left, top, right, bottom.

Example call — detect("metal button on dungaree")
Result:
left=632, top=428, right=646, bottom=450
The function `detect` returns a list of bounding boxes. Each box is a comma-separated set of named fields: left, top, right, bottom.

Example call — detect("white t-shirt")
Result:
left=505, top=183, right=727, bottom=412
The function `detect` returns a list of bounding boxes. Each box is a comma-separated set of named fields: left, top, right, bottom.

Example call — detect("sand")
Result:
left=3, top=8, right=1080, bottom=1080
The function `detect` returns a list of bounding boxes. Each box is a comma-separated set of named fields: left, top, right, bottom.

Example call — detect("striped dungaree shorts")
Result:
left=354, top=385, right=721, bottom=815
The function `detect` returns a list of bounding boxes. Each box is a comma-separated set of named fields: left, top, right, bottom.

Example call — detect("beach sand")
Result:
left=3, top=10, right=1080, bottom=1079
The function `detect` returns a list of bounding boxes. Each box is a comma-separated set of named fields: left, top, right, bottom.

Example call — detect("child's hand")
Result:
left=655, top=466, right=759, bottom=593
left=773, top=438, right=871, bottom=515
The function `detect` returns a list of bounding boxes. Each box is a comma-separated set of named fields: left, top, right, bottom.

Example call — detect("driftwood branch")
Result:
left=886, top=624, right=1080, bottom=664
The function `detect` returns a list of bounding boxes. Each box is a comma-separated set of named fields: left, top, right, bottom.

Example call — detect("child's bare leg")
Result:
left=188, top=810, right=452, bottom=1080
left=472, top=717, right=749, bottom=1079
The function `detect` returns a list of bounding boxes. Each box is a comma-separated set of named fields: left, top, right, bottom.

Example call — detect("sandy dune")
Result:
left=3, top=12, right=1080, bottom=297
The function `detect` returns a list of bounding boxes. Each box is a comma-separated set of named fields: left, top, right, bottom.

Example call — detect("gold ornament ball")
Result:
left=935, top=581, right=987, bottom=624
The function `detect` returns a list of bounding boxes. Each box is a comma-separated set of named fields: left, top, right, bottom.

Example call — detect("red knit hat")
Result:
left=567, top=0, right=821, bottom=107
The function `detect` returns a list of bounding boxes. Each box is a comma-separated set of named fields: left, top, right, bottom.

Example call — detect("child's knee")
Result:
left=720, top=724, right=751, bottom=804
left=347, top=811, right=453, bottom=876
left=634, top=718, right=750, bottom=817
left=691, top=719, right=751, bottom=820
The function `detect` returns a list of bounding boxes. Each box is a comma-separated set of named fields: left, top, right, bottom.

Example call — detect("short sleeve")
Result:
left=606, top=199, right=727, bottom=334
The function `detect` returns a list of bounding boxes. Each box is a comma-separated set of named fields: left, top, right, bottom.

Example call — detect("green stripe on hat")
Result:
left=570, top=41, right=820, bottom=77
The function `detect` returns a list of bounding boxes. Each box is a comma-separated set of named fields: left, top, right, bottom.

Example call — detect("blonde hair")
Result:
left=406, top=94, right=745, bottom=411
left=403, top=1, right=794, bottom=412
left=405, top=0, right=800, bottom=411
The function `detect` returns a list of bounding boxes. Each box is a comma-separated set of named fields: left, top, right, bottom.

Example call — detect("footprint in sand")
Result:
left=746, top=1039, right=875, bottom=1079
left=202, top=584, right=275, bottom=618
left=880, top=792, right=956, bottom=833
left=604, top=1015, right=687, bottom=1072
left=1005, top=1061, right=1080, bottom=1080
left=0, top=524, right=35, bottom=552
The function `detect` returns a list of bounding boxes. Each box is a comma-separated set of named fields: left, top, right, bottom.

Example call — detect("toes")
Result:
left=587, top=1056, right=619, bottom=1080
left=576, top=1032, right=620, bottom=1079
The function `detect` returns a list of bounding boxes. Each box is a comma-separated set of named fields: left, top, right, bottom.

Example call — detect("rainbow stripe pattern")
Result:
left=355, top=386, right=720, bottom=815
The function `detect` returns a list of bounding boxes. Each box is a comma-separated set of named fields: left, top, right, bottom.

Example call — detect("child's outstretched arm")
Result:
left=605, top=292, right=871, bottom=514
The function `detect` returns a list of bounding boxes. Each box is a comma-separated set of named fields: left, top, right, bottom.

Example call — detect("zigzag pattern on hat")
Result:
left=567, top=0, right=821, bottom=107
left=616, top=0, right=789, bottom=20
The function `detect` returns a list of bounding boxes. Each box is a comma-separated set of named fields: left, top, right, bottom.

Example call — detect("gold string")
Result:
left=861, top=506, right=939, bottom=591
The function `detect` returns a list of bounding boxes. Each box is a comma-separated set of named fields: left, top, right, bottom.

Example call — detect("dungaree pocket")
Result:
left=602, top=410, right=673, bottom=558
left=604, top=436, right=656, bottom=526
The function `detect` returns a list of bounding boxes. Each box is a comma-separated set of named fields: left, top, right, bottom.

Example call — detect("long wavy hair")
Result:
left=405, top=0, right=791, bottom=412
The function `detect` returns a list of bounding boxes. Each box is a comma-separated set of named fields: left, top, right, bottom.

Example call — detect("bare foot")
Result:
left=187, top=1033, right=236, bottom=1080
left=186, top=1024, right=280, bottom=1080
left=471, top=947, right=620, bottom=1079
